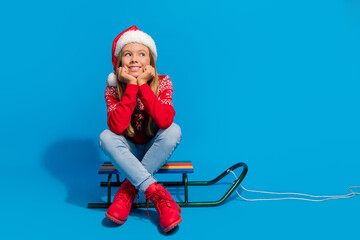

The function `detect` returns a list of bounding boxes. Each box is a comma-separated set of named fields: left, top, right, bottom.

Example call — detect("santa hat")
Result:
left=107, top=25, right=157, bottom=87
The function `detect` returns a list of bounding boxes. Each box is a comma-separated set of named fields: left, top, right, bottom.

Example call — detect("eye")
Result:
left=123, top=52, right=131, bottom=56
left=139, top=53, right=145, bottom=56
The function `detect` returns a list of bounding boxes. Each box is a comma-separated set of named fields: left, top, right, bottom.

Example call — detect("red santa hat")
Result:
left=107, top=25, right=157, bottom=87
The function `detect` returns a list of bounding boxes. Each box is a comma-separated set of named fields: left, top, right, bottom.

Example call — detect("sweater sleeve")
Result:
left=138, top=76, right=175, bottom=129
left=105, top=84, right=138, bottom=135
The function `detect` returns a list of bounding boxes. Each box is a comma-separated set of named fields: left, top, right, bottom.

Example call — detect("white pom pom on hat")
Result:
left=106, top=25, right=157, bottom=87
left=107, top=72, right=117, bottom=87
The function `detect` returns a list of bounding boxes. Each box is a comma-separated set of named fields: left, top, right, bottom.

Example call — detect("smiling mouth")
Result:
left=129, top=66, right=141, bottom=71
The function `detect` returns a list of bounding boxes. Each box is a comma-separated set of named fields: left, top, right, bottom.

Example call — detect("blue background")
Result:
left=1, top=0, right=359, bottom=239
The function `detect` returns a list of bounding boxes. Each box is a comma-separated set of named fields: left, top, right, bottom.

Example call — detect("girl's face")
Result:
left=121, top=43, right=151, bottom=78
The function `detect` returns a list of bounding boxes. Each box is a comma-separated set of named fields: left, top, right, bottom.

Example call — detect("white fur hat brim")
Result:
left=114, top=30, right=157, bottom=61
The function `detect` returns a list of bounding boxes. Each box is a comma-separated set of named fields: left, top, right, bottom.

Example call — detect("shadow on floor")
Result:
left=102, top=208, right=180, bottom=235
left=42, top=138, right=104, bottom=208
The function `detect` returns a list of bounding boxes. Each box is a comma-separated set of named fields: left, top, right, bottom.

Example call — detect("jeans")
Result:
left=99, top=123, right=182, bottom=192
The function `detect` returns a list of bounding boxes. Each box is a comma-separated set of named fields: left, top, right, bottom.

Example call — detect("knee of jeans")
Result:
left=99, top=129, right=121, bottom=149
left=99, top=129, right=111, bottom=149
left=99, top=129, right=128, bottom=150
left=167, top=123, right=182, bottom=144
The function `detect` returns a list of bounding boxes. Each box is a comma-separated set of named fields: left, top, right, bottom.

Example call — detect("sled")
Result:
left=87, top=161, right=248, bottom=208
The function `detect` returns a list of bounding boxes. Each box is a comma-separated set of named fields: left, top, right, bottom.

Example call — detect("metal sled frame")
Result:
left=87, top=162, right=248, bottom=208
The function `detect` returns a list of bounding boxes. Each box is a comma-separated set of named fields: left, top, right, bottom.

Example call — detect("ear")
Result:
left=107, top=72, right=117, bottom=87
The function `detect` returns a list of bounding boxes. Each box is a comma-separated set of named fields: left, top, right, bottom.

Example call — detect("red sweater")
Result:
left=105, top=75, right=175, bottom=144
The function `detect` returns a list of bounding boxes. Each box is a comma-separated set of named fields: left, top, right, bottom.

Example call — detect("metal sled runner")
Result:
left=87, top=161, right=248, bottom=208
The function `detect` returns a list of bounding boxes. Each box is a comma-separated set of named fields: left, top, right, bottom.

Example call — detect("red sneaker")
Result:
left=144, top=183, right=182, bottom=233
left=105, top=179, right=138, bottom=224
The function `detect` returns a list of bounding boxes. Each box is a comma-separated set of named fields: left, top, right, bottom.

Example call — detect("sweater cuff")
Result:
left=138, top=83, right=153, bottom=98
left=125, top=83, right=139, bottom=95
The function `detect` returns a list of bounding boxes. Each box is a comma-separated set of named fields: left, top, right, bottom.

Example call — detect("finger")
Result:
left=123, top=66, right=127, bottom=73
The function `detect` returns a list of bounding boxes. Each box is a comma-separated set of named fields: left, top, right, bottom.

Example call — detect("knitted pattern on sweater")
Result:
left=104, top=75, right=175, bottom=144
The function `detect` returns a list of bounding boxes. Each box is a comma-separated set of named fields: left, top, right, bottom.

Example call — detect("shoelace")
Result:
left=144, top=190, right=172, bottom=217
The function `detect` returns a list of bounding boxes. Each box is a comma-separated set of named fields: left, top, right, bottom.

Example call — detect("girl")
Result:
left=99, top=25, right=182, bottom=233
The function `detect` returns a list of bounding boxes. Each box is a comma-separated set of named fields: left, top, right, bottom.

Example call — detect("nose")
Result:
left=130, top=55, right=139, bottom=63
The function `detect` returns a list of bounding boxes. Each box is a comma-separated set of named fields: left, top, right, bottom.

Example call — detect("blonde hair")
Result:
left=115, top=46, right=159, bottom=138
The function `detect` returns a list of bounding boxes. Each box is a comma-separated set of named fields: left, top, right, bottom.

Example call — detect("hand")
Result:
left=137, top=65, right=155, bottom=86
left=117, top=66, right=138, bottom=85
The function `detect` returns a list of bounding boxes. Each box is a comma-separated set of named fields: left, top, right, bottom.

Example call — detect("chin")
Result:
left=129, top=73, right=140, bottom=78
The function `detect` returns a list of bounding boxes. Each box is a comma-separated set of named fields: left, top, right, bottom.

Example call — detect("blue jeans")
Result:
left=99, top=123, right=182, bottom=192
